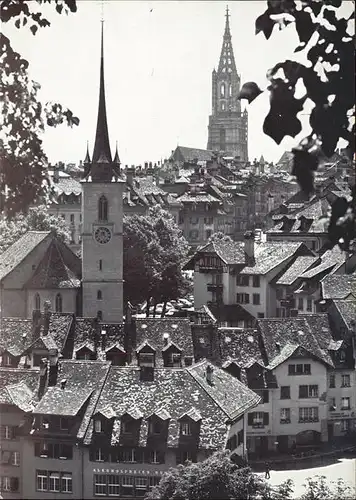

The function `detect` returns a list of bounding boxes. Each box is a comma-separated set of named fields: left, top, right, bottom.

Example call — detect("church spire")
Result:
left=218, top=5, right=236, bottom=74
left=92, top=21, right=112, bottom=164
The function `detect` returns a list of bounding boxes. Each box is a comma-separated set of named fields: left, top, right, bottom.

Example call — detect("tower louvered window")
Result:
left=98, top=195, right=108, bottom=221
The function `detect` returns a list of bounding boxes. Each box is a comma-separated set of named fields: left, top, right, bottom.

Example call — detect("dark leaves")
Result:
left=237, top=82, right=263, bottom=103
left=255, top=11, right=274, bottom=39
left=30, top=24, right=38, bottom=35
left=291, top=148, right=318, bottom=194
left=295, top=9, right=316, bottom=45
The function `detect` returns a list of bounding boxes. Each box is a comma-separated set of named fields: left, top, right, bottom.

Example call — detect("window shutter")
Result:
left=263, top=413, right=269, bottom=425
left=248, top=413, right=254, bottom=425
left=299, top=385, right=308, bottom=398
left=11, top=477, right=19, bottom=492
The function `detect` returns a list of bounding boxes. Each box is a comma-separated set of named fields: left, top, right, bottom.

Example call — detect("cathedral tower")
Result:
left=207, top=6, right=248, bottom=160
left=81, top=22, right=124, bottom=323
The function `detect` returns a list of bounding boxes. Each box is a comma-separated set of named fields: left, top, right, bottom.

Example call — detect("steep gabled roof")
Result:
left=0, top=381, right=35, bottom=412
left=0, top=318, right=32, bottom=356
left=25, top=238, right=81, bottom=289
left=0, top=231, right=50, bottom=281
left=321, top=274, right=356, bottom=300
left=276, top=256, right=319, bottom=285
left=240, top=242, right=304, bottom=275
left=333, top=299, right=356, bottom=330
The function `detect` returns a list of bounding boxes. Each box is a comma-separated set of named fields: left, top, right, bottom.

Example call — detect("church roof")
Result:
left=172, top=146, right=213, bottom=163
left=0, top=231, right=51, bottom=282
left=25, top=238, right=81, bottom=289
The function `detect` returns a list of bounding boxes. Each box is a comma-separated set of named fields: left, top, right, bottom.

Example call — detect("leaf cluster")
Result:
left=237, top=0, right=355, bottom=250
left=300, top=475, right=356, bottom=500
left=1, top=0, right=79, bottom=216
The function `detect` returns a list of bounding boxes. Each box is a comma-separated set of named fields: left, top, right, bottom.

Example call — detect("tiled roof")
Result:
left=219, top=328, right=265, bottom=368
left=321, top=274, right=356, bottom=299
left=33, top=361, right=110, bottom=440
left=191, top=240, right=245, bottom=266
left=85, top=361, right=259, bottom=449
left=300, top=247, right=345, bottom=279
left=333, top=299, right=356, bottom=330
left=276, top=256, right=319, bottom=285
left=134, top=318, right=193, bottom=366
left=0, top=318, right=33, bottom=356
left=0, top=231, right=50, bottom=281
left=257, top=317, right=333, bottom=367
left=0, top=381, right=35, bottom=412
left=176, top=192, right=220, bottom=204
left=173, top=146, right=213, bottom=163
left=54, top=177, right=82, bottom=196
left=26, top=239, right=81, bottom=289
left=72, top=319, right=124, bottom=357
left=240, top=242, right=304, bottom=275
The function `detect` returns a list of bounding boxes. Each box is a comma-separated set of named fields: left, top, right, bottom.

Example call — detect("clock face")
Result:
left=94, top=226, right=112, bottom=244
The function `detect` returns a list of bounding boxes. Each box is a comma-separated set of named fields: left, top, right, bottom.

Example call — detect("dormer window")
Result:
left=180, top=421, right=191, bottom=436
left=122, top=419, right=136, bottom=435
left=94, top=419, right=102, bottom=433
left=169, top=353, right=182, bottom=367
left=60, top=418, right=69, bottom=431
left=138, top=352, right=155, bottom=367
left=149, top=420, right=163, bottom=435
left=98, top=195, right=108, bottom=222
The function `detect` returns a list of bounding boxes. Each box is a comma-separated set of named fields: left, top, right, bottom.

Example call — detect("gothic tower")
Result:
left=81, top=22, right=124, bottom=323
left=207, top=6, right=248, bottom=160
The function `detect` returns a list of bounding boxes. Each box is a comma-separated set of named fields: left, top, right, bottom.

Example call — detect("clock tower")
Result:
left=81, top=22, right=124, bottom=323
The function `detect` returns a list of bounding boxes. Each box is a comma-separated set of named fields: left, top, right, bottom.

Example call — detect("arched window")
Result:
left=98, top=195, right=108, bottom=222
left=97, top=310, right=103, bottom=321
left=220, top=83, right=225, bottom=97
left=97, top=290, right=102, bottom=300
left=55, top=293, right=63, bottom=313
left=229, top=84, right=232, bottom=97
left=34, top=293, right=41, bottom=311
left=221, top=102, right=226, bottom=111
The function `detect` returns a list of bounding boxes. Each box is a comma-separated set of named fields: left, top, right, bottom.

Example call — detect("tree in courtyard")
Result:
left=145, top=450, right=293, bottom=500
left=238, top=0, right=355, bottom=251
left=0, top=205, right=70, bottom=254
left=300, top=475, right=356, bottom=500
left=1, top=0, right=79, bottom=217
left=123, top=207, right=189, bottom=317
left=208, top=232, right=234, bottom=243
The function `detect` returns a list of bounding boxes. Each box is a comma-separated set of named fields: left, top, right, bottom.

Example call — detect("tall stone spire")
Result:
left=218, top=5, right=237, bottom=74
left=92, top=21, right=112, bottom=164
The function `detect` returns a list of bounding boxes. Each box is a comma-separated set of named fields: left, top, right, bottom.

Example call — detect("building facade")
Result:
left=207, top=7, right=248, bottom=160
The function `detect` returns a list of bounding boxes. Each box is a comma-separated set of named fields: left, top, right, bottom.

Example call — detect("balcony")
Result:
left=207, top=283, right=223, bottom=292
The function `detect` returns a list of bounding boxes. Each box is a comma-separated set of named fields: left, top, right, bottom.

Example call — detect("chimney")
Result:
left=60, top=379, right=67, bottom=390
left=149, top=161, right=152, bottom=169
left=163, top=333, right=169, bottom=346
left=126, top=166, right=135, bottom=187
left=37, top=358, right=48, bottom=399
left=244, top=231, right=255, bottom=265
left=43, top=300, right=51, bottom=336
left=48, top=353, right=59, bottom=387
left=53, top=165, right=60, bottom=183
left=32, top=309, right=42, bottom=341
left=101, top=328, right=107, bottom=351
left=275, top=342, right=281, bottom=353
left=206, top=364, right=214, bottom=385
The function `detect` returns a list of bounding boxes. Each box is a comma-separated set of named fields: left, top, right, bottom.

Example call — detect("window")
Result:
left=98, top=195, right=108, bottom=222
left=341, top=397, right=350, bottom=410
left=108, top=475, right=120, bottom=496
left=35, top=442, right=73, bottom=460
left=95, top=448, right=104, bottom=462
left=257, top=390, right=269, bottom=403
left=97, top=290, right=102, bottom=300
left=329, top=397, right=336, bottom=410
left=0, top=477, right=18, bottom=492
left=60, top=417, right=69, bottom=431
left=252, top=275, right=260, bottom=287
left=94, top=419, right=102, bottom=433
left=221, top=102, right=226, bottom=111
left=280, top=408, right=291, bottom=423
left=139, top=352, right=155, bottom=367
left=306, top=299, right=313, bottom=312
left=180, top=421, right=191, bottom=436
left=99, top=259, right=103, bottom=271
left=122, top=420, right=136, bottom=434
left=220, top=83, right=225, bottom=97
left=299, top=407, right=318, bottom=422
left=206, top=230, right=212, bottom=239
left=341, top=420, right=350, bottom=432
left=288, top=364, right=311, bottom=375
left=298, top=298, right=304, bottom=311
left=121, top=475, right=134, bottom=495
left=341, top=374, right=350, bottom=387
left=35, top=293, right=41, bottom=311
left=280, top=386, right=290, bottom=399
left=248, top=412, right=269, bottom=427
left=253, top=293, right=260, bottom=305
left=49, top=472, right=60, bottom=492
left=236, top=293, right=249, bottom=304
left=94, top=474, right=107, bottom=495
left=97, top=310, right=103, bottom=321
left=1, top=426, right=14, bottom=440
left=37, top=470, right=48, bottom=492
left=70, top=214, right=75, bottom=224
left=121, top=449, right=137, bottom=463
left=167, top=352, right=182, bottom=367
left=229, top=83, right=232, bottom=97
left=329, top=374, right=335, bottom=388
left=299, top=385, right=318, bottom=398
left=11, top=451, right=20, bottom=466
left=55, top=293, right=62, bottom=313
left=149, top=450, right=163, bottom=464
left=236, top=275, right=249, bottom=287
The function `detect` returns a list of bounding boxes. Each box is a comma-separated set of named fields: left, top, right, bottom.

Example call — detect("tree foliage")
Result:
left=123, top=207, right=189, bottom=315
left=238, top=0, right=355, bottom=250
left=0, top=205, right=70, bottom=254
left=145, top=450, right=293, bottom=500
left=208, top=232, right=234, bottom=243
left=300, top=475, right=356, bottom=500
left=1, top=0, right=79, bottom=217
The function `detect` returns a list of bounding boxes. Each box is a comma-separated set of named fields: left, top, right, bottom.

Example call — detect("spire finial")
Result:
left=84, top=141, right=91, bottom=164
left=224, top=5, right=230, bottom=35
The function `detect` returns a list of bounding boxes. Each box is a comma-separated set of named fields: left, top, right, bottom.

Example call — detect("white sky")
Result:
left=4, top=1, right=353, bottom=166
